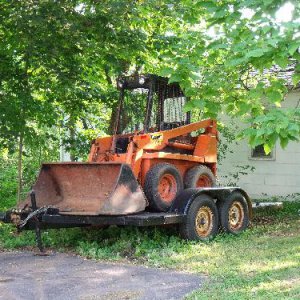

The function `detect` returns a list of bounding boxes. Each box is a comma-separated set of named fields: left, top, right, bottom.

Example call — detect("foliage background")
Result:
left=0, top=0, right=299, bottom=204
left=0, top=3, right=299, bottom=298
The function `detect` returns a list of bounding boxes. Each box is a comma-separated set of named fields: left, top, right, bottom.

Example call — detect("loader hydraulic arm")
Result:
left=162, top=119, right=217, bottom=140
left=134, top=119, right=217, bottom=151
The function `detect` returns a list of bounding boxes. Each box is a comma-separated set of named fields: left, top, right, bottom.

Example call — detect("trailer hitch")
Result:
left=17, top=190, right=51, bottom=254
left=28, top=191, right=44, bottom=253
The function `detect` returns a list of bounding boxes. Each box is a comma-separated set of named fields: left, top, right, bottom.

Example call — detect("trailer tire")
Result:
left=184, top=165, right=216, bottom=188
left=144, top=163, right=183, bottom=212
left=179, top=194, right=219, bottom=241
left=218, top=191, right=249, bottom=234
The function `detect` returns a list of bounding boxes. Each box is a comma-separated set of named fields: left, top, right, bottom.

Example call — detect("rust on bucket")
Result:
left=20, top=163, right=147, bottom=215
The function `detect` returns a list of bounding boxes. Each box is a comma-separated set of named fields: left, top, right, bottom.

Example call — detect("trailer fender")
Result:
left=169, top=187, right=252, bottom=219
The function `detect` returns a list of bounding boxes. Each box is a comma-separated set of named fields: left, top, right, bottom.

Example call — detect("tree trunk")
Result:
left=17, top=131, right=23, bottom=202
left=69, top=125, right=76, bottom=162
left=68, top=116, right=76, bottom=161
left=108, top=103, right=118, bottom=135
left=104, top=67, right=117, bottom=135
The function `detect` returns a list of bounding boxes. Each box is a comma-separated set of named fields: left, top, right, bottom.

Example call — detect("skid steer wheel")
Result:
left=179, top=195, right=219, bottom=241
left=144, top=163, right=183, bottom=212
left=184, top=165, right=216, bottom=188
left=218, top=191, right=250, bottom=234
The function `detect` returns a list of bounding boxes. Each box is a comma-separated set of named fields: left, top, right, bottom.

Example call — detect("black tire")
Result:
left=144, top=163, right=183, bottom=212
left=218, top=191, right=250, bottom=234
left=184, top=165, right=216, bottom=188
left=179, top=194, right=219, bottom=241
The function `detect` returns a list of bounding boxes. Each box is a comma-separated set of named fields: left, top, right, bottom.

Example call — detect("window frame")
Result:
left=249, top=144, right=276, bottom=161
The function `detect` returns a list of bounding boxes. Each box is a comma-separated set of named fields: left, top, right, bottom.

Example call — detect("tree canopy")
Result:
left=0, top=0, right=299, bottom=157
left=156, top=0, right=300, bottom=152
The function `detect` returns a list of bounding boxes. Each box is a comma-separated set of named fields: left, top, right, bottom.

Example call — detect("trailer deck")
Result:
left=42, top=211, right=185, bottom=227
left=1, top=187, right=254, bottom=253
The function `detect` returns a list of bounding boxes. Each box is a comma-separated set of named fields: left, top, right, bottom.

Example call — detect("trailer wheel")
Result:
left=144, top=163, right=183, bottom=212
left=218, top=191, right=249, bottom=234
left=184, top=165, right=216, bottom=188
left=179, top=195, right=219, bottom=241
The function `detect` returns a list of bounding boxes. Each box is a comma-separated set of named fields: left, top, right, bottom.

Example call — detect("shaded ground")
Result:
left=0, top=251, right=204, bottom=300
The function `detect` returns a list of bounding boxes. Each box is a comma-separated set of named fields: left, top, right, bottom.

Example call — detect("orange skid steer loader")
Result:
left=1, top=74, right=252, bottom=251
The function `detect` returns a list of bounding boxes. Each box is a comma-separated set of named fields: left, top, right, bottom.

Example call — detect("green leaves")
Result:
left=184, top=99, right=206, bottom=112
left=263, top=143, right=272, bottom=155
left=225, top=57, right=248, bottom=67
left=159, top=0, right=299, bottom=151
left=292, top=73, right=300, bottom=86
left=242, top=109, right=300, bottom=154
left=265, top=89, right=282, bottom=104
left=288, top=42, right=300, bottom=56
left=275, top=56, right=289, bottom=68
left=246, top=49, right=265, bottom=58
left=0, top=0, right=172, bottom=154
left=159, top=67, right=174, bottom=78
left=0, top=0, right=299, bottom=159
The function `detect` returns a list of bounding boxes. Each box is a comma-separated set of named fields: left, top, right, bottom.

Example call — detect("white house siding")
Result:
left=218, top=91, right=300, bottom=199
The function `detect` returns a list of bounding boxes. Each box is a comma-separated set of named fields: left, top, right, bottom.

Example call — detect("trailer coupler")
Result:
left=14, top=190, right=55, bottom=254
left=0, top=191, right=58, bottom=254
left=0, top=197, right=44, bottom=253
left=22, top=190, right=45, bottom=253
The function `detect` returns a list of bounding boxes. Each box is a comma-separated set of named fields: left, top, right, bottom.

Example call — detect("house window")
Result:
left=250, top=145, right=275, bottom=160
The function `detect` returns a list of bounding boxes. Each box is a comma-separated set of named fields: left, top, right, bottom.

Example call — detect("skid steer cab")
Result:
left=0, top=74, right=252, bottom=252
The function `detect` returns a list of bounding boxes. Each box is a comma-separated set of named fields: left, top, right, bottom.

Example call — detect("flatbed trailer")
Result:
left=0, top=75, right=255, bottom=253
left=0, top=187, right=252, bottom=253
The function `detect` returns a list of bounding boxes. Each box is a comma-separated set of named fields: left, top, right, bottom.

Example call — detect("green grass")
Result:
left=0, top=201, right=299, bottom=299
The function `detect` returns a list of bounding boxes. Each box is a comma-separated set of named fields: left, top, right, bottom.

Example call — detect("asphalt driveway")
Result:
left=0, top=251, right=204, bottom=300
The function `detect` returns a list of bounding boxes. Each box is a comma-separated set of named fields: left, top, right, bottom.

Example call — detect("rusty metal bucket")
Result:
left=20, top=163, right=147, bottom=215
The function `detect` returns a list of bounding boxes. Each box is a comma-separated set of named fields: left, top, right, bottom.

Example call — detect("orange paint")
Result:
left=88, top=118, right=217, bottom=189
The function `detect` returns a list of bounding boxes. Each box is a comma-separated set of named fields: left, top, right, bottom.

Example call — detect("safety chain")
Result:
left=18, top=206, right=53, bottom=229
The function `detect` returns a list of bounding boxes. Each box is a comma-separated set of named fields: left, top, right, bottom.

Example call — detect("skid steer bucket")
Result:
left=20, top=163, right=147, bottom=215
